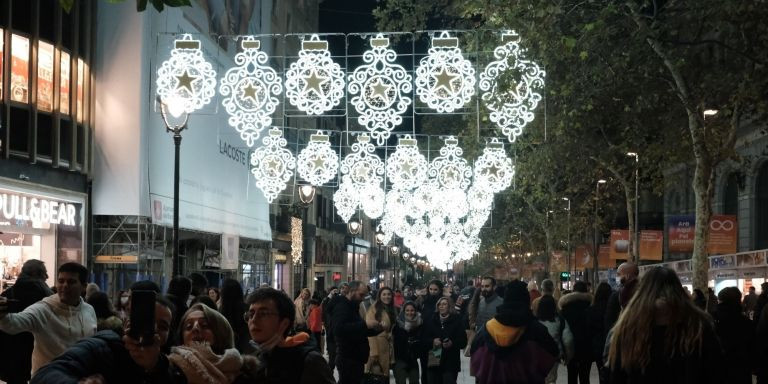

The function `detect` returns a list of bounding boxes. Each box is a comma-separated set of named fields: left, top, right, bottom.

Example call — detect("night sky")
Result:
left=319, top=0, right=378, bottom=33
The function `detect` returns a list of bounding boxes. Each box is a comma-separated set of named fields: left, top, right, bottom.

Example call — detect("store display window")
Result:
left=37, top=41, right=54, bottom=112
left=60, top=51, right=70, bottom=115
left=11, top=34, right=29, bottom=103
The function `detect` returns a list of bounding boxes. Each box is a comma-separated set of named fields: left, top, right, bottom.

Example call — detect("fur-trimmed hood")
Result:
left=558, top=291, right=593, bottom=308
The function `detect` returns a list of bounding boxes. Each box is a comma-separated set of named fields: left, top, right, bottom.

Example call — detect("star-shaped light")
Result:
left=303, top=69, right=329, bottom=97
left=485, top=165, right=500, bottom=177
left=242, top=83, right=259, bottom=102
left=433, top=67, right=458, bottom=94
left=369, top=78, right=392, bottom=104
left=312, top=155, right=326, bottom=170
left=355, top=165, right=371, bottom=180
left=265, top=158, right=282, bottom=174
left=443, top=168, right=456, bottom=181
left=176, top=69, right=198, bottom=93
left=401, top=161, right=414, bottom=175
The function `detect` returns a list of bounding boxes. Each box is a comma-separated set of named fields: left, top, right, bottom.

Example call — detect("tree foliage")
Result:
left=59, top=0, right=191, bottom=13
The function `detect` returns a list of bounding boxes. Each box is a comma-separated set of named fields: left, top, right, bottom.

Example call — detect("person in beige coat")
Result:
left=364, top=287, right=396, bottom=378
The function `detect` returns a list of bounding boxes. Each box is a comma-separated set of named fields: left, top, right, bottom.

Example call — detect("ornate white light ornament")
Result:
left=291, top=217, right=303, bottom=264
left=428, top=136, right=472, bottom=191
left=474, top=138, right=515, bottom=193
left=285, top=35, right=345, bottom=115
left=360, top=184, right=385, bottom=219
left=415, top=31, right=476, bottom=113
left=219, top=37, right=283, bottom=147
left=386, top=135, right=428, bottom=190
left=340, top=134, right=385, bottom=187
left=250, top=128, right=295, bottom=203
left=297, top=131, right=339, bottom=186
left=156, top=34, right=217, bottom=116
left=333, top=179, right=358, bottom=222
left=479, top=31, right=545, bottom=143
left=348, top=34, right=413, bottom=145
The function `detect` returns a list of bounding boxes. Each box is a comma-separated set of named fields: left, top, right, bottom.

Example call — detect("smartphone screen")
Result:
left=128, top=290, right=156, bottom=346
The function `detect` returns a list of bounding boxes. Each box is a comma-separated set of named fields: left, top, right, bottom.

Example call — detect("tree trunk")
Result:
left=691, top=153, right=715, bottom=290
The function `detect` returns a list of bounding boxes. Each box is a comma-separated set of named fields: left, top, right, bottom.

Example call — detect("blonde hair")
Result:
left=178, top=303, right=234, bottom=354
left=436, top=296, right=456, bottom=314
left=608, top=267, right=710, bottom=373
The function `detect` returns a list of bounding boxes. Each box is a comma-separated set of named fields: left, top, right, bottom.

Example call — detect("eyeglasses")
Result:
left=244, top=310, right=279, bottom=322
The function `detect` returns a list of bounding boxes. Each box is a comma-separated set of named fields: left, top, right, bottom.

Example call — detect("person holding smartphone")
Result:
left=31, top=283, right=176, bottom=384
left=423, top=296, right=467, bottom=384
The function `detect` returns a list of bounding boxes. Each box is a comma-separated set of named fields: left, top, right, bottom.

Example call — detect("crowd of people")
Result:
left=0, top=258, right=767, bottom=384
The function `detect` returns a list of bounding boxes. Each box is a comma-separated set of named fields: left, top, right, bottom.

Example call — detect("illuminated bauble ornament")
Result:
left=360, top=184, right=385, bottom=219
left=479, top=31, right=545, bottom=143
left=348, top=34, right=412, bottom=145
left=285, top=35, right=345, bottom=115
left=156, top=34, right=217, bottom=115
left=428, top=136, right=472, bottom=191
left=333, top=179, right=358, bottom=222
left=219, top=37, right=283, bottom=147
left=386, top=135, right=428, bottom=191
left=415, top=31, right=475, bottom=113
left=340, top=134, right=384, bottom=187
left=474, top=138, right=515, bottom=193
left=250, top=128, right=295, bottom=203
left=297, top=131, right=339, bottom=186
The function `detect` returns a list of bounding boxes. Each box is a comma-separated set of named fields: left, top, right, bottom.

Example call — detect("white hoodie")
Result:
left=0, top=293, right=97, bottom=373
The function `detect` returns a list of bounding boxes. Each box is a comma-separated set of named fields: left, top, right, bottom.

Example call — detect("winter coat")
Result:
left=605, top=279, right=638, bottom=330
left=31, top=330, right=173, bottom=384
left=423, top=312, right=468, bottom=373
left=420, top=294, right=441, bottom=324
left=332, top=296, right=382, bottom=363
left=470, top=317, right=559, bottom=384
left=393, top=313, right=424, bottom=369
left=474, top=294, right=503, bottom=331
left=322, top=294, right=344, bottom=343
left=0, top=276, right=52, bottom=382
left=364, top=305, right=394, bottom=375
left=540, top=316, right=575, bottom=362
left=294, top=297, right=309, bottom=328
left=713, top=302, right=755, bottom=384
left=0, top=293, right=97, bottom=373
left=755, top=292, right=768, bottom=325
left=558, top=292, right=593, bottom=360
left=254, top=334, right=335, bottom=384
left=609, top=323, right=725, bottom=384
left=757, top=304, right=768, bottom=383
left=586, top=301, right=609, bottom=361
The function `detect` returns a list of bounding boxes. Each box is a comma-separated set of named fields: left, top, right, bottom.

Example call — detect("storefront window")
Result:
left=37, top=41, right=54, bottom=112
left=76, top=58, right=85, bottom=123
left=11, top=34, right=30, bottom=103
left=60, top=51, right=70, bottom=115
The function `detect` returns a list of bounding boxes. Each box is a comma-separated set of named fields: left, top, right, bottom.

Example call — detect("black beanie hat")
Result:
left=495, top=280, right=533, bottom=327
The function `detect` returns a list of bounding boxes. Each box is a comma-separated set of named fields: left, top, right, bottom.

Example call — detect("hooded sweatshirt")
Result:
left=0, top=293, right=97, bottom=373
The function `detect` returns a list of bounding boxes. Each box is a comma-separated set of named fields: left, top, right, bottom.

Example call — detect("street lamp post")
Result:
left=297, top=186, right=316, bottom=291
left=594, top=179, right=607, bottom=284
left=562, top=197, right=571, bottom=288
left=375, top=228, right=386, bottom=287
left=158, top=97, right=190, bottom=277
left=627, top=152, right=639, bottom=262
left=390, top=245, right=399, bottom=288
left=348, top=218, right=361, bottom=281
left=401, top=251, right=410, bottom=286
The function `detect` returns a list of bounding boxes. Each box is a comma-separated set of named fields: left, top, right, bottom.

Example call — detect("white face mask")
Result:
left=120, top=297, right=129, bottom=305
left=615, top=276, right=622, bottom=285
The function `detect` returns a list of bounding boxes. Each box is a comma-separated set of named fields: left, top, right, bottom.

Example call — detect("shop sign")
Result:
left=332, top=272, right=341, bottom=281
left=274, top=253, right=287, bottom=263
left=739, top=268, right=765, bottom=278
left=709, top=255, right=736, bottom=270
left=94, top=255, right=138, bottom=264
left=0, top=192, right=77, bottom=227
left=714, top=270, right=737, bottom=279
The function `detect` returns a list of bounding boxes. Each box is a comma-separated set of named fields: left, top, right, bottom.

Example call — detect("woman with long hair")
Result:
left=218, top=278, right=252, bottom=354
left=607, top=267, right=724, bottom=383
left=586, top=282, right=612, bottom=384
left=423, top=296, right=467, bottom=384
left=537, top=295, right=574, bottom=384
left=364, top=287, right=396, bottom=380
left=393, top=301, right=423, bottom=384
left=87, top=291, right=124, bottom=335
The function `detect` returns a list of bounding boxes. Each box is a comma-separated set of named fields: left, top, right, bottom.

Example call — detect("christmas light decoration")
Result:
left=348, top=34, right=412, bottom=145
left=428, top=136, right=472, bottom=191
left=291, top=217, right=303, bottom=264
left=415, top=31, right=475, bottom=113
left=333, top=179, right=358, bottom=222
left=479, top=31, right=545, bottom=143
left=250, top=128, right=295, bottom=203
left=297, top=131, right=339, bottom=186
left=474, top=138, right=515, bottom=193
left=285, top=35, right=345, bottom=115
left=340, top=134, right=384, bottom=187
left=386, top=135, right=428, bottom=190
left=156, top=34, right=217, bottom=116
left=360, top=184, right=385, bottom=219
left=219, top=37, right=283, bottom=147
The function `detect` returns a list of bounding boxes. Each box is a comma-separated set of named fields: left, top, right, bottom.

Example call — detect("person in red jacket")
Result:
left=394, top=289, right=405, bottom=309
left=308, top=298, right=324, bottom=352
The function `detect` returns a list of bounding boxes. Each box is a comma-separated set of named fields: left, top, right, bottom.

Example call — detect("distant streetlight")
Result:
left=703, top=109, right=719, bottom=117
left=348, top=218, right=361, bottom=281
left=298, top=185, right=316, bottom=206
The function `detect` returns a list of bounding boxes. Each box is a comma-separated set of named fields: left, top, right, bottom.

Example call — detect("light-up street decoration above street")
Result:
left=219, top=37, right=283, bottom=147
left=415, top=31, right=476, bottom=113
left=285, top=34, right=345, bottom=115
left=348, top=34, right=413, bottom=145
left=297, top=131, right=339, bottom=186
left=250, top=128, right=295, bottom=203
left=156, top=34, right=217, bottom=116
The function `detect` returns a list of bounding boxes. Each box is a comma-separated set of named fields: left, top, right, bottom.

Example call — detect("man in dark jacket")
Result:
left=754, top=282, right=768, bottom=325
left=713, top=287, right=754, bottom=384
left=0, top=260, right=52, bottom=384
left=605, top=262, right=638, bottom=330
left=333, top=280, right=383, bottom=384
left=246, top=287, right=334, bottom=384
left=322, top=282, right=348, bottom=373
left=30, top=294, right=175, bottom=384
left=470, top=280, right=559, bottom=384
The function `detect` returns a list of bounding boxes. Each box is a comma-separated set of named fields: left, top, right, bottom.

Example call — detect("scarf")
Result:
left=397, top=312, right=423, bottom=331
left=168, top=343, right=244, bottom=384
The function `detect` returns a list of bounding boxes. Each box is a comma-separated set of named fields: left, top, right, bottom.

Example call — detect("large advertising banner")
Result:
left=639, top=230, right=663, bottom=261
left=574, top=245, right=592, bottom=271
left=668, top=215, right=695, bottom=253
left=707, top=215, right=737, bottom=254
left=599, top=245, right=612, bottom=268
left=609, top=229, right=630, bottom=259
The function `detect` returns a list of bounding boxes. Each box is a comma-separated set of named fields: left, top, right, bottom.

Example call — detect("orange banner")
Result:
left=610, top=230, right=630, bottom=259
left=639, top=230, right=663, bottom=261
left=708, top=215, right=737, bottom=254
left=574, top=245, right=592, bottom=271
left=599, top=245, right=612, bottom=268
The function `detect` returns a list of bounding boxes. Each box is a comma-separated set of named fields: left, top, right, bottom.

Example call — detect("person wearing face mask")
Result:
left=115, top=290, right=130, bottom=322
left=604, top=262, right=639, bottom=331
